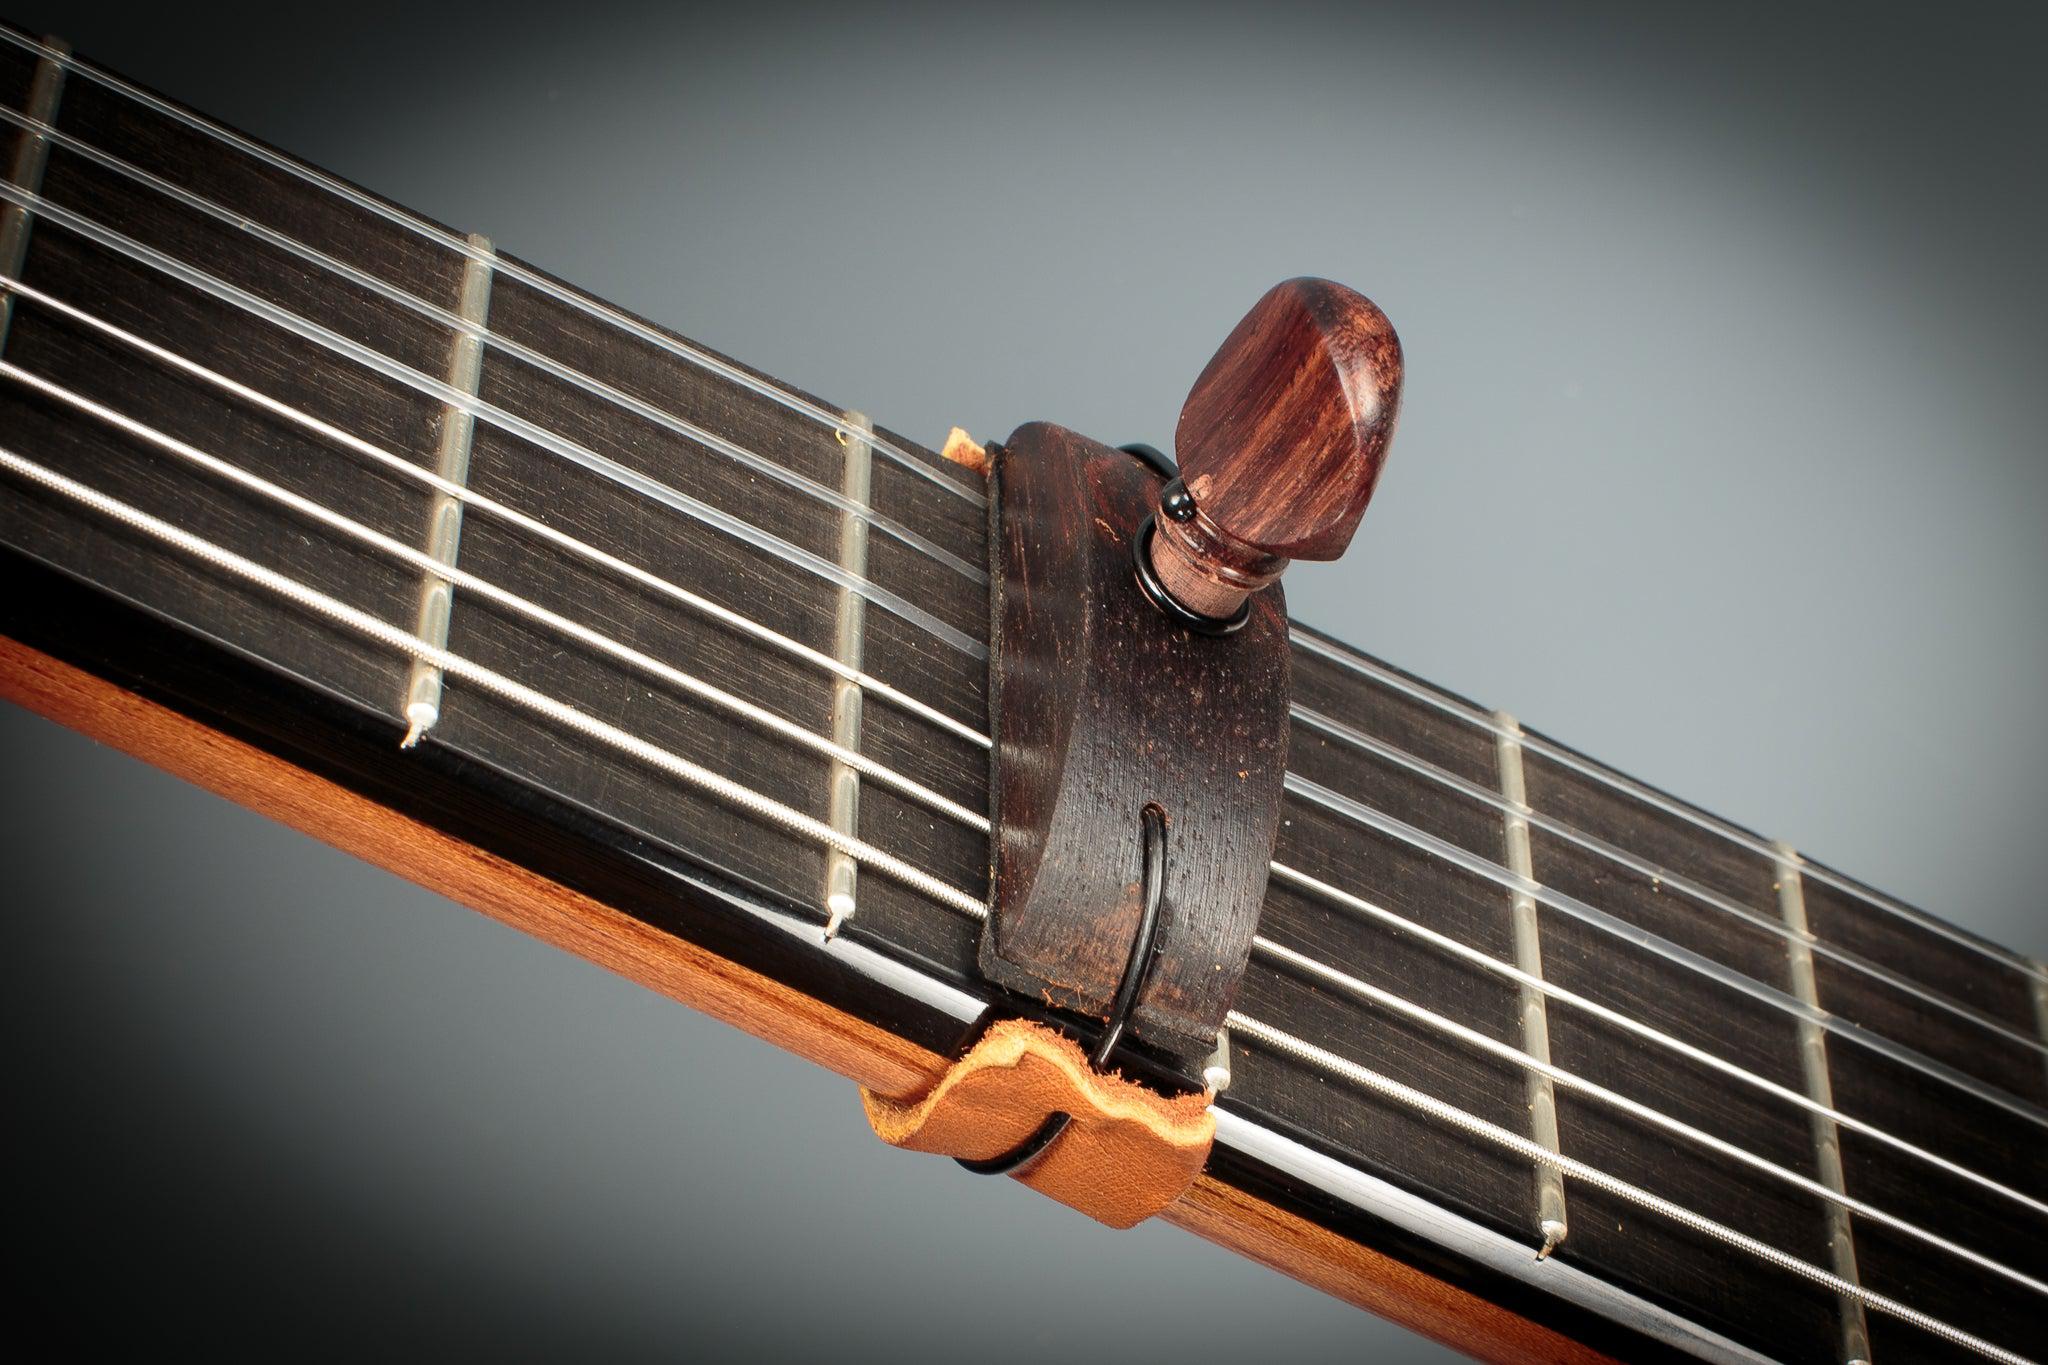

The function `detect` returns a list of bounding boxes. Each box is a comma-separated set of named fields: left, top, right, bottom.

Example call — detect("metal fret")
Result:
left=1777, top=842, right=1873, bottom=1365
left=0, top=36, right=62, bottom=351
left=1496, top=710, right=1569, bottom=1257
left=2033, top=959, right=2048, bottom=1092
left=401, top=234, right=493, bottom=747
left=822, top=412, right=873, bottom=938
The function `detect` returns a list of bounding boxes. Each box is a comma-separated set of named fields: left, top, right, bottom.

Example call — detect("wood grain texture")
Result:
left=1153, top=278, right=1401, bottom=618
left=1164, top=1176, right=1613, bottom=1365
left=981, top=422, right=1290, bottom=1064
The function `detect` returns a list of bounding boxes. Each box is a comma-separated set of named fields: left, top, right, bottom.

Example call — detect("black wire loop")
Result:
left=1118, top=444, right=1253, bottom=636
left=957, top=803, right=1170, bottom=1177
left=1131, top=514, right=1253, bottom=636
left=1118, top=441, right=1179, bottom=480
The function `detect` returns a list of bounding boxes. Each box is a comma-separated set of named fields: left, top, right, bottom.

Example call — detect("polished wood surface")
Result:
left=1152, top=277, right=1402, bottom=618
left=982, top=421, right=1290, bottom=1062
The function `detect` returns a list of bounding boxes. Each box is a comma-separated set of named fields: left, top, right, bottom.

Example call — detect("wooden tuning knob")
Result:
left=1147, top=277, right=1403, bottom=622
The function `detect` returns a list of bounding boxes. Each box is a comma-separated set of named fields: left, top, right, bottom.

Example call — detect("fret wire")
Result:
left=399, top=231, right=493, bottom=749
left=0, top=276, right=988, bottom=749
left=1775, top=841, right=1874, bottom=1364
left=0, top=29, right=984, bottom=509
left=2034, top=963, right=2048, bottom=1092
left=822, top=413, right=874, bottom=941
left=12, top=42, right=2031, bottom=1309
left=1268, top=859, right=2048, bottom=1219
left=0, top=446, right=988, bottom=919
left=0, top=359, right=989, bottom=833
left=1222, top=1011, right=2035, bottom=1365
left=1249, top=933, right=2048, bottom=1295
left=0, top=180, right=987, bottom=660
left=22, top=296, right=2035, bottom=1272
left=799, top=749, right=2047, bottom=1317
left=0, top=35, right=63, bottom=351
left=1296, top=700, right=2048, bottom=1059
left=1293, top=626, right=2048, bottom=984
left=1287, top=768, right=2048, bottom=1127
left=0, top=104, right=988, bottom=589
left=1494, top=710, right=1569, bottom=1257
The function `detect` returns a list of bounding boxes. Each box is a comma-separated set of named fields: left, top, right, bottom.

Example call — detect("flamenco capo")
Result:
left=868, top=281, right=1393, bottom=1227
left=953, top=438, right=1207, bottom=1179
left=957, top=802, right=1170, bottom=1177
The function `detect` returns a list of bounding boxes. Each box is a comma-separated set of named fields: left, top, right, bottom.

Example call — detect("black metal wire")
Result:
left=1119, top=445, right=1252, bottom=635
left=1117, top=441, right=1179, bottom=480
left=957, top=804, right=1170, bottom=1177
left=1131, top=514, right=1252, bottom=636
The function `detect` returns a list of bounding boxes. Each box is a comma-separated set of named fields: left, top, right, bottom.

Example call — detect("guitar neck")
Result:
left=2, top=30, right=2042, bottom=1365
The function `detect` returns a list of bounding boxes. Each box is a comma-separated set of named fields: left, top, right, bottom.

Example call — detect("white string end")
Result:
left=400, top=701, right=437, bottom=749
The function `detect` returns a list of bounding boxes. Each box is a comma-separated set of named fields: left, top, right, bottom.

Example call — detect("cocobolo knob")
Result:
left=1148, top=278, right=1403, bottom=622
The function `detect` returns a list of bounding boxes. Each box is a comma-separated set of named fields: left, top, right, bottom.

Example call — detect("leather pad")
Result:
left=860, top=1018, right=1214, bottom=1229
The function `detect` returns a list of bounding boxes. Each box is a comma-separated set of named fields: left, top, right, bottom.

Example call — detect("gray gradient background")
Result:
left=4, top=1, right=2044, bottom=1359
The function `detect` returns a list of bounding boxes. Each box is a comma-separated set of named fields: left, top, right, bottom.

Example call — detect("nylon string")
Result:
left=0, top=445, right=986, bottom=919
left=0, top=358, right=987, bottom=834
left=0, top=274, right=987, bottom=752
left=1288, top=768, right=2048, bottom=1128
left=1293, top=627, right=2048, bottom=985
left=1223, top=1012, right=2035, bottom=1365
left=10, top=301, right=2038, bottom=1246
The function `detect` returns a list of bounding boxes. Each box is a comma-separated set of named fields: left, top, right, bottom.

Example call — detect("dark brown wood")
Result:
left=980, top=422, right=1291, bottom=1065
left=1151, top=277, right=1402, bottom=619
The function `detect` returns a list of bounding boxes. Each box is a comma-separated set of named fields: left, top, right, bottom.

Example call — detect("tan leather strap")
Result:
left=861, top=1018, right=1214, bottom=1229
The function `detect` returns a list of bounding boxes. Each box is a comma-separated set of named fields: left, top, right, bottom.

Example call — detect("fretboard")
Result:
left=1, top=30, right=2041, bottom=1365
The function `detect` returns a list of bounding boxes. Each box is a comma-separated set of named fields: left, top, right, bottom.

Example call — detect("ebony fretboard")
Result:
left=1, top=30, right=2040, bottom=1364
